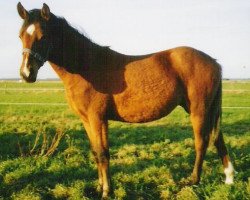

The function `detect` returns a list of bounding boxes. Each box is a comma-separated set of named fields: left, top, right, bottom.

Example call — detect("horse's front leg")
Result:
left=83, top=118, right=110, bottom=199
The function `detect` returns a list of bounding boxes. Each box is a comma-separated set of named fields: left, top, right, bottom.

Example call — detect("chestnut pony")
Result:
left=17, top=3, right=234, bottom=199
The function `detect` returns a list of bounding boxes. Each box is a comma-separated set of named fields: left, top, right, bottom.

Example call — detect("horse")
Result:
left=17, top=2, right=235, bottom=199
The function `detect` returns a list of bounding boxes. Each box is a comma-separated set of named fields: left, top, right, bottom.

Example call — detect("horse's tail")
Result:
left=209, top=77, right=222, bottom=146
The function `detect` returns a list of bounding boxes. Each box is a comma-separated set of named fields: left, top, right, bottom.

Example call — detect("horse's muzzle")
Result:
left=20, top=68, right=37, bottom=83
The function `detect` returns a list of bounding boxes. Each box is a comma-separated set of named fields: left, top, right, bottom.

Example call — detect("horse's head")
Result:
left=17, top=2, right=52, bottom=83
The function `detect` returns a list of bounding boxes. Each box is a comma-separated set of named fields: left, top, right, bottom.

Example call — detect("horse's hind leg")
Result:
left=190, top=112, right=210, bottom=184
left=214, top=131, right=234, bottom=184
left=190, top=107, right=234, bottom=185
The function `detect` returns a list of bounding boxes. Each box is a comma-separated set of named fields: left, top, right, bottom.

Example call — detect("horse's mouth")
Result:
left=20, top=74, right=37, bottom=83
left=23, top=77, right=36, bottom=83
left=20, top=69, right=37, bottom=83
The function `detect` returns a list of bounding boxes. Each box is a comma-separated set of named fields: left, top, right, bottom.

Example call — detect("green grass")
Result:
left=0, top=81, right=249, bottom=199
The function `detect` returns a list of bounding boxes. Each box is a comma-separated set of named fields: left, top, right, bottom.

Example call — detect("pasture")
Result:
left=0, top=80, right=249, bottom=199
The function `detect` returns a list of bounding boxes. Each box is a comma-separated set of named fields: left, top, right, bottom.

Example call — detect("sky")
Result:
left=0, top=0, right=250, bottom=79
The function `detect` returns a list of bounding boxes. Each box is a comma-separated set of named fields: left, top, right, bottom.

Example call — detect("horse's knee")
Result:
left=91, top=149, right=111, bottom=198
left=92, top=149, right=110, bottom=163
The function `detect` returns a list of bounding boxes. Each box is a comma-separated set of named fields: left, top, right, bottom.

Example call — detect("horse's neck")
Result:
left=49, top=62, right=89, bottom=90
left=48, top=26, right=150, bottom=89
left=47, top=27, right=105, bottom=88
left=47, top=16, right=151, bottom=85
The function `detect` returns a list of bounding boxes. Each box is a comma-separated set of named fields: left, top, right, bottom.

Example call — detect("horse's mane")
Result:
left=49, top=14, right=105, bottom=49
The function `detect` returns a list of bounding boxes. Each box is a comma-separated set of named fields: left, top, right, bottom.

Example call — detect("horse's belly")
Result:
left=112, top=82, right=180, bottom=123
left=114, top=106, right=173, bottom=123
left=111, top=56, right=182, bottom=122
left=113, top=94, right=178, bottom=123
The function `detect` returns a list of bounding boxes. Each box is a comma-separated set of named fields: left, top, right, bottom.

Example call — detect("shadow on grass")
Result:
left=0, top=117, right=249, bottom=199
left=0, top=164, right=99, bottom=199
left=222, top=119, right=250, bottom=136
left=109, top=123, right=193, bottom=146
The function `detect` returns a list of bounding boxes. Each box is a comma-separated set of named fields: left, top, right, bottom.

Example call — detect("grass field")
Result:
left=0, top=80, right=249, bottom=200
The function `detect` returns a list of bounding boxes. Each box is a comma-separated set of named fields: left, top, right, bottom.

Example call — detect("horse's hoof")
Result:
left=101, top=193, right=109, bottom=200
left=101, top=190, right=109, bottom=200
left=179, top=175, right=200, bottom=186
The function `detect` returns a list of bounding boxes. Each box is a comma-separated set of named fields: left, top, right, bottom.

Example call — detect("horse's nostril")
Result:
left=29, top=67, right=34, bottom=75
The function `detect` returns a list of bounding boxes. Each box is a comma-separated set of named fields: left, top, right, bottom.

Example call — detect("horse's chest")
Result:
left=65, top=89, right=89, bottom=118
left=65, top=87, right=109, bottom=121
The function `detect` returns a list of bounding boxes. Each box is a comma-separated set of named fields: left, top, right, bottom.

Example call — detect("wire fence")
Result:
left=1, top=88, right=250, bottom=93
left=0, top=102, right=249, bottom=109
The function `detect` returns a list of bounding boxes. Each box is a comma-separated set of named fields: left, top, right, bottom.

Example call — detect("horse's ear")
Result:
left=41, top=3, right=50, bottom=21
left=17, top=2, right=29, bottom=20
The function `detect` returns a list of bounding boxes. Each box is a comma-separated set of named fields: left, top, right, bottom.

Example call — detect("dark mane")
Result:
left=48, top=13, right=103, bottom=49
left=45, top=12, right=109, bottom=73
